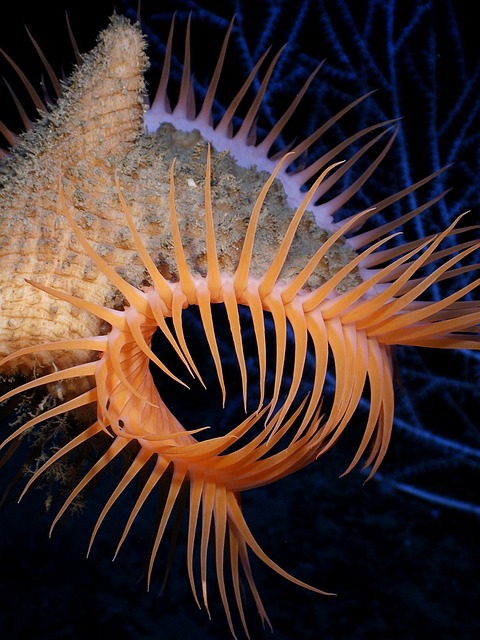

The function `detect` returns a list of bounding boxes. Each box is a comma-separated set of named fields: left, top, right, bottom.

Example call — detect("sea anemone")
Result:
left=0, top=11, right=479, bottom=638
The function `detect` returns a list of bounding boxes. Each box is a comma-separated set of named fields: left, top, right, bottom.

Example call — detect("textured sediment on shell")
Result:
left=116, top=123, right=359, bottom=287
left=0, top=15, right=358, bottom=375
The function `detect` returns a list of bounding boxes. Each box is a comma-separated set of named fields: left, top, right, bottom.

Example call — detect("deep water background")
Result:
left=1, top=1, right=479, bottom=639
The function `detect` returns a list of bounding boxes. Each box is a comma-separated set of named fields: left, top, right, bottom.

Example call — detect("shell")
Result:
left=0, top=16, right=358, bottom=376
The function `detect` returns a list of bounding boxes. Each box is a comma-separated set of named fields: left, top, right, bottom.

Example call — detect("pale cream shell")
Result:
left=0, top=16, right=357, bottom=376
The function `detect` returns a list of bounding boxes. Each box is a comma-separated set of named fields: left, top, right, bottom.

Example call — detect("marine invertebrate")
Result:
left=0, top=12, right=479, bottom=638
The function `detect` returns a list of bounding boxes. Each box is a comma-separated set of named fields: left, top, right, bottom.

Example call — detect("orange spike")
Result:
left=115, top=173, right=173, bottom=306
left=235, top=531, right=272, bottom=631
left=2, top=77, right=32, bottom=129
left=151, top=13, right=175, bottom=113
left=204, top=145, right=222, bottom=296
left=0, top=388, right=98, bottom=451
left=147, top=466, right=188, bottom=589
left=370, top=279, right=480, bottom=339
left=213, top=486, right=235, bottom=637
left=25, top=26, right=62, bottom=99
left=0, top=335, right=107, bottom=372
left=347, top=167, right=450, bottom=245
left=233, top=153, right=292, bottom=297
left=65, top=11, right=81, bottom=65
left=312, top=126, right=398, bottom=214
left=314, top=324, right=367, bottom=451
left=351, top=190, right=448, bottom=249
left=0, top=361, right=96, bottom=404
left=87, top=447, right=154, bottom=557
left=168, top=161, right=197, bottom=302
left=360, top=245, right=480, bottom=333
left=146, top=290, right=195, bottom=377
left=124, top=305, right=189, bottom=389
left=18, top=422, right=105, bottom=502
left=302, top=232, right=405, bottom=315
left=258, top=160, right=345, bottom=299
left=262, top=292, right=287, bottom=426
left=268, top=298, right=308, bottom=430
left=222, top=283, right=248, bottom=411
left=176, top=14, right=193, bottom=114
left=0, top=117, right=18, bottom=145
left=50, top=437, right=131, bottom=539
left=281, top=209, right=370, bottom=305
left=227, top=493, right=334, bottom=595
left=26, top=278, right=126, bottom=329
left=198, top=17, right=235, bottom=123
left=257, top=61, right=323, bottom=155
left=215, top=47, right=272, bottom=136
left=171, top=288, right=206, bottom=386
left=200, top=481, right=216, bottom=616
left=241, top=287, right=267, bottom=410
left=235, top=45, right=287, bottom=143
left=187, top=478, right=204, bottom=609
left=285, top=90, right=376, bottom=169
left=114, top=457, right=170, bottom=560
left=291, top=309, right=329, bottom=441
left=228, top=532, right=251, bottom=638
left=295, top=118, right=397, bottom=184
left=57, top=184, right=151, bottom=315
left=0, top=46, right=47, bottom=112
left=196, top=282, right=227, bottom=405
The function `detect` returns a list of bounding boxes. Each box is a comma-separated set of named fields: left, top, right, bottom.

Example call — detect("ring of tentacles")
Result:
left=1, top=147, right=479, bottom=633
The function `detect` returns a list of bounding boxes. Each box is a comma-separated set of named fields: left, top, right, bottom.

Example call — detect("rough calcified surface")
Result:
left=0, top=16, right=357, bottom=375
